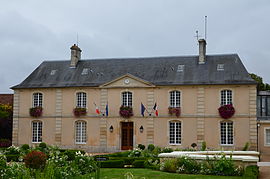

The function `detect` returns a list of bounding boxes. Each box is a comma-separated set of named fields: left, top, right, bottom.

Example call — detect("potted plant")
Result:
left=168, top=107, right=181, bottom=117
left=218, top=104, right=235, bottom=119
left=29, top=107, right=43, bottom=117
left=119, top=105, right=133, bottom=118
left=73, top=107, right=87, bottom=117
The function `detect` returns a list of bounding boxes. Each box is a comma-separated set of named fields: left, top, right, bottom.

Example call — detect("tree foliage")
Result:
left=250, top=73, right=270, bottom=91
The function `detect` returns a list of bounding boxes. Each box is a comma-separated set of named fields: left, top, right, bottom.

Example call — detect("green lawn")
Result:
left=99, top=168, right=246, bottom=179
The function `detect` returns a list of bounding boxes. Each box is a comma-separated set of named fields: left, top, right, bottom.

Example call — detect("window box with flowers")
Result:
left=218, top=104, right=235, bottom=119
left=73, top=107, right=87, bottom=117
left=168, top=107, right=181, bottom=117
left=29, top=107, right=43, bottom=117
left=119, top=105, right=133, bottom=118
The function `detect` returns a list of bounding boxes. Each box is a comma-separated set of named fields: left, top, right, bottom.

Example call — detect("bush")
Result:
left=132, top=160, right=146, bottom=168
left=162, top=147, right=173, bottom=153
left=243, top=165, right=259, bottom=179
left=160, top=159, right=177, bottom=173
left=24, top=151, right=47, bottom=169
left=0, top=139, right=12, bottom=148
left=100, top=160, right=124, bottom=168
left=138, top=144, right=145, bottom=150
left=176, top=156, right=200, bottom=174
left=201, top=141, right=206, bottom=151
left=73, top=155, right=97, bottom=175
left=21, top=144, right=30, bottom=151
left=39, top=142, right=47, bottom=149
left=144, top=158, right=160, bottom=170
left=212, top=155, right=236, bottom=176
left=147, top=144, right=155, bottom=151
left=107, top=151, right=131, bottom=157
left=4, top=146, right=21, bottom=161
left=6, top=154, right=21, bottom=162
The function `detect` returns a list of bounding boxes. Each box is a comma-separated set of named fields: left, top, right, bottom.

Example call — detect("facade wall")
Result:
left=258, top=122, right=270, bottom=160
left=13, top=83, right=257, bottom=152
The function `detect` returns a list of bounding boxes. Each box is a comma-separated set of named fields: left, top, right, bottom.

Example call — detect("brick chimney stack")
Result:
left=198, top=39, right=206, bottom=64
left=70, top=44, right=82, bottom=68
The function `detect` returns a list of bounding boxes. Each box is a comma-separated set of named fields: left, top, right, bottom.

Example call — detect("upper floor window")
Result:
left=33, top=93, right=43, bottom=107
left=75, top=121, right=87, bottom=144
left=257, top=96, right=270, bottom=117
left=76, top=92, right=87, bottom=108
left=32, top=121, right=42, bottom=143
left=122, top=92, right=132, bottom=106
left=265, top=128, right=270, bottom=146
left=170, top=91, right=180, bottom=107
left=220, top=121, right=233, bottom=145
left=169, top=121, right=181, bottom=145
left=221, top=90, right=232, bottom=105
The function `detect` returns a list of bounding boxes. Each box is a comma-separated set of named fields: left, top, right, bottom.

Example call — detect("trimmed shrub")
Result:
left=243, top=165, right=259, bottom=179
left=201, top=141, right=206, bottom=151
left=162, top=147, right=173, bottom=153
left=6, top=154, right=20, bottom=162
left=176, top=156, right=200, bottom=174
left=107, top=151, right=131, bottom=157
left=24, top=151, right=47, bottom=169
left=100, top=160, right=124, bottom=168
left=144, top=158, right=160, bottom=170
left=39, top=142, right=47, bottom=149
left=138, top=144, right=145, bottom=150
left=160, top=159, right=177, bottom=173
left=132, top=160, right=146, bottom=168
left=21, top=144, right=30, bottom=150
left=147, top=144, right=155, bottom=151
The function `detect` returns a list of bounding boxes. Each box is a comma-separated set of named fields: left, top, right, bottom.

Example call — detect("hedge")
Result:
left=132, top=160, right=146, bottom=168
left=243, top=165, right=259, bottom=179
left=6, top=154, right=21, bottom=162
left=100, top=160, right=125, bottom=168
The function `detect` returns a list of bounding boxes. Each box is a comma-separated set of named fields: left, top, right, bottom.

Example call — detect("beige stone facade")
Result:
left=12, top=78, right=257, bottom=152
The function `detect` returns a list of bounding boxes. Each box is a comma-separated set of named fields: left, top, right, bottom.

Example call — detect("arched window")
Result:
left=75, top=121, right=87, bottom=144
left=32, top=121, right=42, bottom=143
left=169, top=121, right=181, bottom=145
left=220, top=121, right=233, bottom=145
left=33, top=93, right=43, bottom=107
left=122, top=92, right=132, bottom=106
left=220, top=90, right=232, bottom=105
left=170, top=91, right=180, bottom=107
left=76, top=92, right=87, bottom=108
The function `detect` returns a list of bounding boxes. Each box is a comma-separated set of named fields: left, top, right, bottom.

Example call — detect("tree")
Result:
left=250, top=73, right=270, bottom=91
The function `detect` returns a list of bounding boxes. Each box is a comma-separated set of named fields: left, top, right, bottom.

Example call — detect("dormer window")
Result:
left=177, top=65, right=184, bottom=72
left=50, top=70, right=57, bottom=75
left=81, top=68, right=89, bottom=75
left=217, top=64, right=224, bottom=71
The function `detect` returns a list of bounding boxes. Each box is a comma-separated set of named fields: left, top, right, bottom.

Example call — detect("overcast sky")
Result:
left=0, top=0, right=269, bottom=93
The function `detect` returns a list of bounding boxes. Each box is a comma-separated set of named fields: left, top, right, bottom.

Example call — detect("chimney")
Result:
left=198, top=39, right=206, bottom=64
left=70, top=44, right=82, bottom=68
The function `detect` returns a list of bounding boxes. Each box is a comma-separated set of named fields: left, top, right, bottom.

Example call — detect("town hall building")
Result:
left=11, top=39, right=258, bottom=152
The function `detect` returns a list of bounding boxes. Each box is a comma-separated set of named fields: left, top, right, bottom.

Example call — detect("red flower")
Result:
left=29, top=107, right=43, bottom=117
left=24, top=151, right=47, bottom=169
left=218, top=104, right=235, bottom=119
left=119, top=106, right=133, bottom=118
left=168, top=107, right=181, bottom=117
left=73, top=107, right=87, bottom=117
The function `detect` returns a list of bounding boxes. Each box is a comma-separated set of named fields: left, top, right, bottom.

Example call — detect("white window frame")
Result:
left=122, top=91, right=132, bottom=106
left=169, top=121, right=182, bottom=145
left=32, top=92, right=43, bottom=107
left=75, top=121, right=87, bottom=144
left=220, top=90, right=232, bottom=105
left=264, top=127, right=270, bottom=146
left=32, top=121, right=42, bottom=143
left=220, top=121, right=234, bottom=145
left=76, top=92, right=87, bottom=108
left=170, top=90, right=181, bottom=107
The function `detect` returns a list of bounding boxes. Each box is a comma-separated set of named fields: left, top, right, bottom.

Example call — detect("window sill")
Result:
left=32, top=142, right=42, bottom=144
left=220, top=144, right=234, bottom=146
left=169, top=143, right=182, bottom=146
left=75, top=143, right=86, bottom=145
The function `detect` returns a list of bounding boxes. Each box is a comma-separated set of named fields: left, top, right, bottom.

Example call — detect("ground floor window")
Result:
left=265, top=128, right=270, bottom=146
left=32, top=121, right=42, bottom=143
left=169, top=121, right=181, bottom=145
left=220, top=121, right=233, bottom=145
left=75, top=121, right=87, bottom=144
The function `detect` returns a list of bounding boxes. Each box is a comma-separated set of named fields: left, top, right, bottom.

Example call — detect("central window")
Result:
left=32, top=121, right=42, bottom=143
left=75, top=121, right=87, bottom=144
left=76, top=92, right=87, bottom=108
left=169, top=121, right=181, bottom=145
left=221, top=90, right=232, bottom=105
left=122, top=92, right=132, bottom=106
left=33, top=93, right=43, bottom=107
left=170, top=91, right=180, bottom=107
left=220, top=121, right=233, bottom=145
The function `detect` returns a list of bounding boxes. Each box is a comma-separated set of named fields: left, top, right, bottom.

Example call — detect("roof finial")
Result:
left=204, top=16, right=207, bottom=40
left=76, top=33, right=79, bottom=46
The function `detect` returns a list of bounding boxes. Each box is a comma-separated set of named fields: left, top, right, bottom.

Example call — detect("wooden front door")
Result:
left=121, top=122, right=133, bottom=150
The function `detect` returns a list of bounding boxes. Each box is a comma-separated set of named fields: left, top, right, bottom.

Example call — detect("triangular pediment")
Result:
left=100, top=74, right=155, bottom=88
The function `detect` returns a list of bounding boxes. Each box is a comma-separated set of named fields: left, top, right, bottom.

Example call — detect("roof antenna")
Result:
left=194, top=30, right=200, bottom=41
left=76, top=33, right=79, bottom=46
left=204, top=16, right=207, bottom=40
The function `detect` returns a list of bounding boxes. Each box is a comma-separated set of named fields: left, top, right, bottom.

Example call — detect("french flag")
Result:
left=153, top=102, right=158, bottom=116
left=94, top=103, right=100, bottom=115
left=141, top=103, right=146, bottom=117
left=105, top=103, right=109, bottom=117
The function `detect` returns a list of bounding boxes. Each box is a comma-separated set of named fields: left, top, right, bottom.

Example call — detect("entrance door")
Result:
left=121, top=122, right=133, bottom=150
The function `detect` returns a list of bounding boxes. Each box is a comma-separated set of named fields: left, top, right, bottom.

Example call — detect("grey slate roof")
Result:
left=12, top=54, right=256, bottom=89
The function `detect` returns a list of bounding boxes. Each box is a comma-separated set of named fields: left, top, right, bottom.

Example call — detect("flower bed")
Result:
left=73, top=107, right=87, bottom=117
left=29, top=107, right=43, bottom=117
left=168, top=107, right=181, bottom=117
left=119, top=106, right=133, bottom=118
left=218, top=104, right=235, bottom=119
